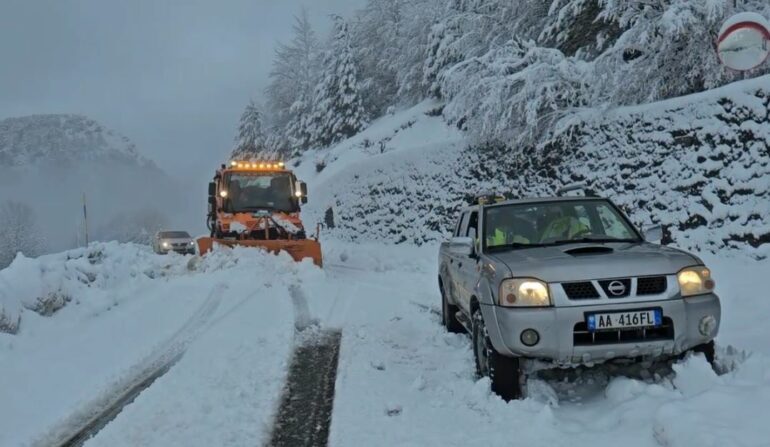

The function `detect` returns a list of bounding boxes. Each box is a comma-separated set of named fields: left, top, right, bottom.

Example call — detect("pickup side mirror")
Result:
left=449, top=237, right=475, bottom=257
left=642, top=224, right=663, bottom=244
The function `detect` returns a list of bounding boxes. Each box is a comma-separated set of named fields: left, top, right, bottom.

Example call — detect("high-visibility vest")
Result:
left=487, top=229, right=530, bottom=246
left=487, top=228, right=506, bottom=246
left=541, top=217, right=588, bottom=240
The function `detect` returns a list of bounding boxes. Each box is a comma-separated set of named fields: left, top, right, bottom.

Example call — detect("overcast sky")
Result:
left=0, top=0, right=364, bottom=182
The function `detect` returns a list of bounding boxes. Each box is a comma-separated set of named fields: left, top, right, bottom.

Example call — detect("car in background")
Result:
left=153, top=231, right=196, bottom=255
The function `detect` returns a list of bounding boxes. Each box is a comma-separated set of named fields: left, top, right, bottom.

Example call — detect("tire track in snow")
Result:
left=39, top=284, right=227, bottom=447
left=267, top=285, right=342, bottom=447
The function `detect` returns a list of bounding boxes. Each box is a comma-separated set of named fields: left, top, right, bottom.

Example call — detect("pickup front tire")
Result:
left=440, top=284, right=464, bottom=334
left=472, top=309, right=525, bottom=401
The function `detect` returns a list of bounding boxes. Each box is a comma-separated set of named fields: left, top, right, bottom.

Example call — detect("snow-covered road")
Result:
left=1, top=241, right=769, bottom=447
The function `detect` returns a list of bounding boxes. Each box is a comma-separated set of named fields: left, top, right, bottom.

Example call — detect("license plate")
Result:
left=587, top=309, right=662, bottom=332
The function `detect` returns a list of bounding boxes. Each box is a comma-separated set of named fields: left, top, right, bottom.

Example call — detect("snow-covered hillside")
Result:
left=0, top=115, right=149, bottom=167
left=296, top=76, right=770, bottom=257
left=0, top=114, right=186, bottom=255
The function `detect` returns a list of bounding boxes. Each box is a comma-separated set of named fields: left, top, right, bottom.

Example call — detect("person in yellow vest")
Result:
left=486, top=214, right=531, bottom=247
left=539, top=213, right=590, bottom=242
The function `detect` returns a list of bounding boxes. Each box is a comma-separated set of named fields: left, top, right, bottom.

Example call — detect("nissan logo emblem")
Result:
left=608, top=280, right=626, bottom=296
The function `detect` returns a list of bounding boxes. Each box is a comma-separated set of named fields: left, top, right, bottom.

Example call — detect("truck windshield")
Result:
left=225, top=172, right=297, bottom=213
left=483, top=200, right=641, bottom=250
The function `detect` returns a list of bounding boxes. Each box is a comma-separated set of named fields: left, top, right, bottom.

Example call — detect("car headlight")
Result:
left=677, top=266, right=715, bottom=297
left=499, top=278, right=551, bottom=307
left=162, top=241, right=170, bottom=248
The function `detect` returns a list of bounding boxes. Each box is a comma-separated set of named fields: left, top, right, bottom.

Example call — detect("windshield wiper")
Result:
left=547, top=237, right=639, bottom=246
left=486, top=242, right=547, bottom=251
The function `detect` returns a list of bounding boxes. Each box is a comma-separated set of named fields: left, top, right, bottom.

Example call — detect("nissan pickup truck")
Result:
left=438, top=192, right=721, bottom=400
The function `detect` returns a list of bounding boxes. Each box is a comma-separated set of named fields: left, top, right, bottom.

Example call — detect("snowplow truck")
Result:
left=197, top=160, right=322, bottom=267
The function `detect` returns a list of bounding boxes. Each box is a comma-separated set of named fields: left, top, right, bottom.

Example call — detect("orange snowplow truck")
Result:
left=196, top=160, right=322, bottom=267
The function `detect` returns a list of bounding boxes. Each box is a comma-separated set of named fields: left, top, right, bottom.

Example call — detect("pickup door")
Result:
left=447, top=209, right=479, bottom=314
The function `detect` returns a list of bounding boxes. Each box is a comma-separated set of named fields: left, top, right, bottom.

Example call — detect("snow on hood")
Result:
left=272, top=215, right=301, bottom=234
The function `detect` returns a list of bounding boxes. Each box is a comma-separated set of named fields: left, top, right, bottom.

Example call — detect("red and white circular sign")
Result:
left=717, top=12, right=770, bottom=71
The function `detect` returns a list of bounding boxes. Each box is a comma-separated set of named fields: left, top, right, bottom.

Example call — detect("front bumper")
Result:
left=158, top=247, right=196, bottom=255
left=481, top=293, right=721, bottom=366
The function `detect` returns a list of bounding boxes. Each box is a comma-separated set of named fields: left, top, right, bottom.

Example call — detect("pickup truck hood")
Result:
left=488, top=242, right=700, bottom=283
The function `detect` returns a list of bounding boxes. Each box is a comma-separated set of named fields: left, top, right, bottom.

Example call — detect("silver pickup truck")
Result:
left=438, top=193, right=721, bottom=400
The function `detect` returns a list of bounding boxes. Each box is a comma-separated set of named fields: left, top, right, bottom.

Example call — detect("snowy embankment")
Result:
left=296, top=76, right=770, bottom=257
left=0, top=243, right=314, bottom=447
left=1, top=239, right=769, bottom=446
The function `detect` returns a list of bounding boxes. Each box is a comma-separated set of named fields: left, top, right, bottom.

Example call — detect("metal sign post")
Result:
left=82, top=192, right=89, bottom=246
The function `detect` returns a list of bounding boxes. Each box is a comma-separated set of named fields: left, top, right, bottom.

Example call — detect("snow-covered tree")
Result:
left=441, top=38, right=591, bottom=145
left=0, top=201, right=45, bottom=269
left=307, top=16, right=367, bottom=147
left=232, top=100, right=266, bottom=159
left=265, top=8, right=321, bottom=155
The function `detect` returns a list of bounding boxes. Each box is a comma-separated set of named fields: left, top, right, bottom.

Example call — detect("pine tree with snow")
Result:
left=0, top=201, right=45, bottom=269
left=307, top=16, right=367, bottom=148
left=266, top=8, right=321, bottom=155
left=232, top=100, right=266, bottom=159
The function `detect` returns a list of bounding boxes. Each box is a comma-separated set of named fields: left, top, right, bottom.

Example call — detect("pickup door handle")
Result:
left=458, top=262, right=463, bottom=269
left=449, top=258, right=454, bottom=264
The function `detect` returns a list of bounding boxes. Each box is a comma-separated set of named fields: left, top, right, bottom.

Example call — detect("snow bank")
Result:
left=1, top=242, right=319, bottom=447
left=0, top=242, right=188, bottom=334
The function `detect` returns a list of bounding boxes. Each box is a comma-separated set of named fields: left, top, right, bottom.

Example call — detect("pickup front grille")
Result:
left=637, top=276, right=667, bottom=295
left=572, top=317, right=674, bottom=346
left=562, top=282, right=600, bottom=299
left=598, top=278, right=631, bottom=298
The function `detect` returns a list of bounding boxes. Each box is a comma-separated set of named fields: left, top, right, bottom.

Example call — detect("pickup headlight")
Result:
left=677, top=266, right=715, bottom=297
left=499, top=278, right=551, bottom=307
left=162, top=241, right=170, bottom=248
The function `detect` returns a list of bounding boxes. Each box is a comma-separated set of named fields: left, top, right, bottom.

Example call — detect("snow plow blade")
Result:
left=197, top=237, right=323, bottom=267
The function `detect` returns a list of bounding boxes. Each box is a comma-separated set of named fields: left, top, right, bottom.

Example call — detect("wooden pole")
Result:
left=82, top=192, right=89, bottom=246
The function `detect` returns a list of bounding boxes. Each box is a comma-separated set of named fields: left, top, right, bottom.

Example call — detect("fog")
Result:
left=0, top=0, right=363, bottom=253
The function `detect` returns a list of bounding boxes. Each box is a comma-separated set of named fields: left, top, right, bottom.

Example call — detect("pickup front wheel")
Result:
left=472, top=309, right=525, bottom=401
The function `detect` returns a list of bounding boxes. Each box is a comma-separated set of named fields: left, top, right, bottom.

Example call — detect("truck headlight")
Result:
left=677, top=266, right=715, bottom=297
left=499, top=278, right=551, bottom=307
left=162, top=241, right=170, bottom=248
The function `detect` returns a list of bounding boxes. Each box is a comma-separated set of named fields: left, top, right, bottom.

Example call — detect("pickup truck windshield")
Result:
left=484, top=200, right=640, bottom=249
left=224, top=172, right=297, bottom=213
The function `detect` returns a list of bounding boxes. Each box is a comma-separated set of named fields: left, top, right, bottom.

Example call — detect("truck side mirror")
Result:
left=300, top=181, right=308, bottom=204
left=208, top=182, right=216, bottom=196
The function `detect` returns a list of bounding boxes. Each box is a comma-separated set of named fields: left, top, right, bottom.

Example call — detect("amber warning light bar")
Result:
left=228, top=161, right=286, bottom=169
